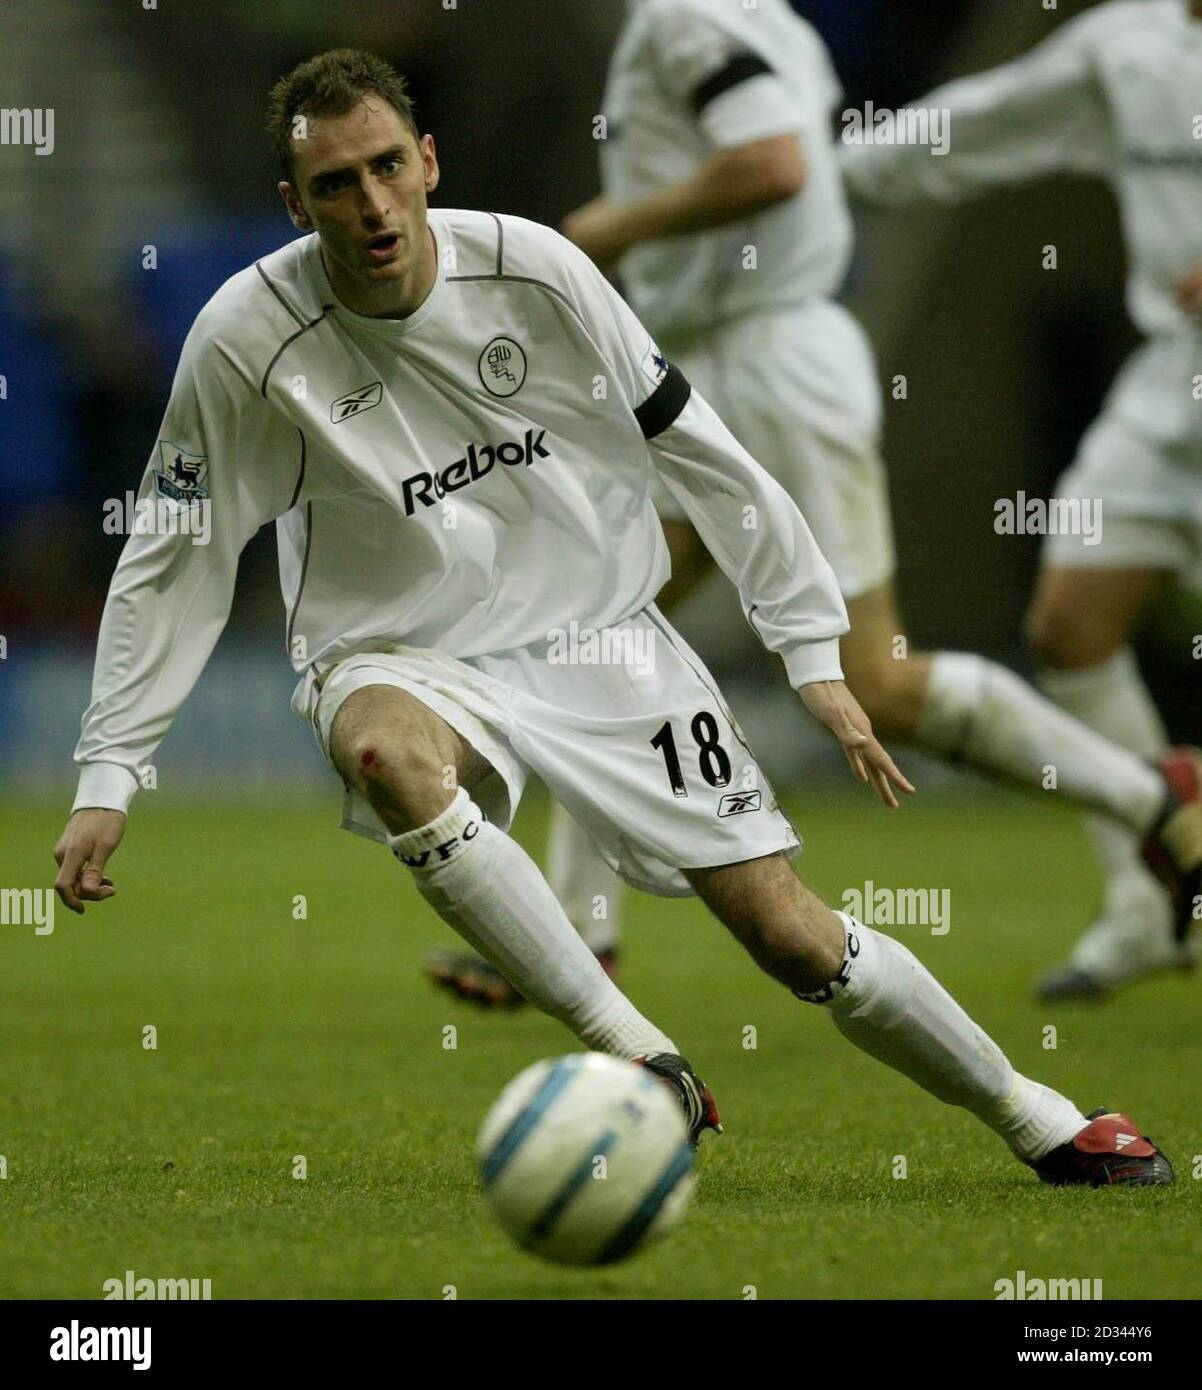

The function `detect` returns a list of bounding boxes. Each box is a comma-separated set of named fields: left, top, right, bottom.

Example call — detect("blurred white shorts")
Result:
left=1041, top=410, right=1202, bottom=578
left=653, top=300, right=896, bottom=601
left=292, top=605, right=800, bottom=898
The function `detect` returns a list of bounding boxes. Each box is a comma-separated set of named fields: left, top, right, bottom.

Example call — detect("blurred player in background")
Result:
left=428, top=0, right=1202, bottom=1008
left=841, top=0, right=1202, bottom=999
left=51, top=47, right=1179, bottom=1188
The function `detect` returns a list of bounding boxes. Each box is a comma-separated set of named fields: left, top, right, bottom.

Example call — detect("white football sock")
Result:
left=916, top=651, right=1164, bottom=834
left=390, top=790, right=674, bottom=1058
left=1038, top=649, right=1170, bottom=902
left=547, top=801, right=623, bottom=955
left=804, top=914, right=1085, bottom=1161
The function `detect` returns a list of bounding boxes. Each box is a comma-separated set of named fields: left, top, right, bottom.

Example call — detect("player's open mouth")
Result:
left=364, top=232, right=401, bottom=263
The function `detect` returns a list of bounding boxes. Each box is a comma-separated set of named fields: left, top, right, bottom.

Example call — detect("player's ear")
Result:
left=279, top=181, right=313, bottom=231
left=420, top=133, right=440, bottom=194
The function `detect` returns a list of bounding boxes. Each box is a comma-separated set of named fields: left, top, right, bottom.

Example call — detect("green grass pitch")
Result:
left=2, top=786, right=1199, bottom=1300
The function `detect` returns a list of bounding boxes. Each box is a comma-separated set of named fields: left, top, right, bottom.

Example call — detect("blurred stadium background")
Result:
left=1, top=0, right=1198, bottom=802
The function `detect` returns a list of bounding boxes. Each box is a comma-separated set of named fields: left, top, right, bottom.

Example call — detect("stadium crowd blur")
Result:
left=1, top=0, right=1196, bottom=737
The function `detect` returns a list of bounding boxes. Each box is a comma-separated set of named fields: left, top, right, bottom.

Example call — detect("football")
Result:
left=476, top=1052, right=695, bottom=1265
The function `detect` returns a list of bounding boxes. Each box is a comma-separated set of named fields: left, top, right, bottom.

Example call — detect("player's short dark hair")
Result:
left=267, top=48, right=419, bottom=183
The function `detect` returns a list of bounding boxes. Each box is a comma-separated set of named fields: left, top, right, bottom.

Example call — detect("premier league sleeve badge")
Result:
left=153, top=441, right=210, bottom=504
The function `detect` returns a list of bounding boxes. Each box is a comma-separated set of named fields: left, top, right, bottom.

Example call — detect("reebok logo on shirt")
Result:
left=402, top=428, right=550, bottom=516
left=331, top=381, right=383, bottom=422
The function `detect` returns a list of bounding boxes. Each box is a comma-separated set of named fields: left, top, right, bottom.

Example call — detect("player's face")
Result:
left=280, top=98, right=439, bottom=306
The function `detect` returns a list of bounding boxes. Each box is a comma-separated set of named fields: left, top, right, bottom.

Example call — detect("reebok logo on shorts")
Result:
left=402, top=429, right=550, bottom=516
left=717, top=790, right=761, bottom=817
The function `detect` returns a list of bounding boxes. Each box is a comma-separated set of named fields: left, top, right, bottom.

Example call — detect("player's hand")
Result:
left=798, top=680, right=916, bottom=809
left=561, top=197, right=629, bottom=271
left=53, top=808, right=126, bottom=914
left=1174, top=266, right=1202, bottom=316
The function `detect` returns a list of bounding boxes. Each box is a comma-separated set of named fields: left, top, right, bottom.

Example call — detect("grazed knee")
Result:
left=344, top=733, right=444, bottom=799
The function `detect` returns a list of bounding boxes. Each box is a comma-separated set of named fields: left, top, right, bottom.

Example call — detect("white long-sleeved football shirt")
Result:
left=839, top=0, right=1202, bottom=343
left=600, top=0, right=853, bottom=343
left=73, top=208, right=848, bottom=813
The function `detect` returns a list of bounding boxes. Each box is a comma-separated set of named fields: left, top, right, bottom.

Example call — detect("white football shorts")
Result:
left=1040, top=337, right=1202, bottom=577
left=293, top=605, right=801, bottom=898
left=652, top=299, right=896, bottom=601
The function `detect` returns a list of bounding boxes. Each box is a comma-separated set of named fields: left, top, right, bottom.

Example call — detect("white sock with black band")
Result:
left=801, top=913, right=1086, bottom=1161
left=389, top=789, right=675, bottom=1059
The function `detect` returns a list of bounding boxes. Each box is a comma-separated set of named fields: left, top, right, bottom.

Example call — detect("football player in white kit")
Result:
left=432, top=0, right=1202, bottom=1009
left=840, top=0, right=1202, bottom=999
left=52, top=48, right=1177, bottom=1186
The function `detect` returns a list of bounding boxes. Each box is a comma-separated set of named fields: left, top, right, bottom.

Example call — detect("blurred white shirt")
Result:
left=600, top=0, right=854, bottom=343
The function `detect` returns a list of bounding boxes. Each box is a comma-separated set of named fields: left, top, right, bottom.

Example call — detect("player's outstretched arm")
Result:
left=563, top=134, right=804, bottom=271
left=62, top=319, right=293, bottom=894
left=840, top=9, right=1113, bottom=207
left=798, top=680, right=915, bottom=811
left=54, top=808, right=126, bottom=914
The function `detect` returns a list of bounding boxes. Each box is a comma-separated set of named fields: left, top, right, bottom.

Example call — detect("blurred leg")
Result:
left=840, top=580, right=1165, bottom=835
left=655, top=517, right=714, bottom=611
left=546, top=806, right=622, bottom=954
left=1025, top=565, right=1170, bottom=673
left=1026, top=565, right=1183, bottom=990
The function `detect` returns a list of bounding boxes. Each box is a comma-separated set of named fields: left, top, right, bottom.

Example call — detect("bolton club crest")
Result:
left=478, top=336, right=527, bottom=398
